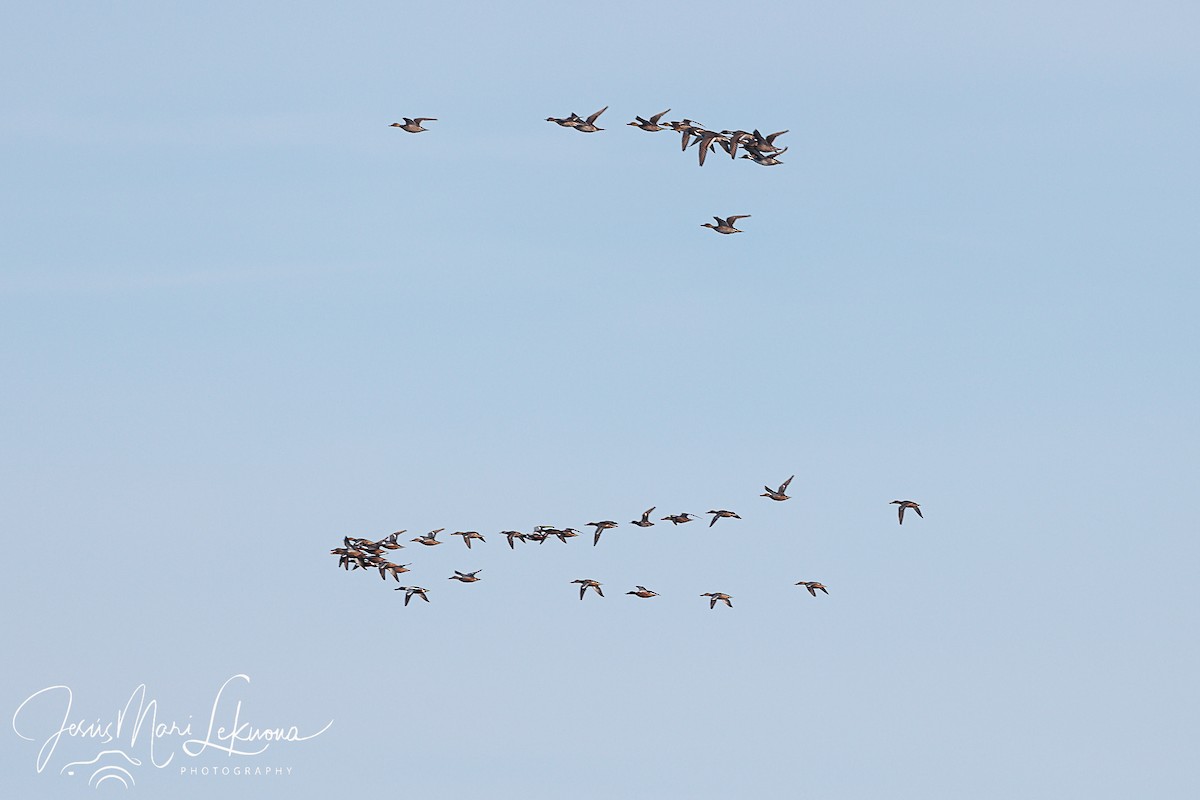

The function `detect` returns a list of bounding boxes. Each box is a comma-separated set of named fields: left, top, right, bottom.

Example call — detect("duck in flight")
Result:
left=707, top=509, right=741, bottom=527
left=626, top=586, right=659, bottom=598
left=546, top=113, right=583, bottom=128
left=394, top=586, right=429, bottom=605
left=796, top=581, right=828, bottom=597
left=586, top=520, right=619, bottom=546
left=661, top=513, right=699, bottom=525
left=551, top=527, right=581, bottom=543
left=741, top=146, right=788, bottom=166
left=702, top=214, right=751, bottom=234
left=390, top=117, right=436, bottom=133
left=411, top=529, right=444, bottom=546
left=761, top=476, right=793, bottom=501
left=627, top=108, right=671, bottom=131
left=449, top=570, right=483, bottom=583
left=572, top=579, right=604, bottom=600
left=891, top=500, right=923, bottom=524
left=631, top=507, right=656, bottom=527
left=452, top=530, right=486, bottom=549
left=572, top=106, right=608, bottom=133
left=377, top=562, right=411, bottom=582
left=701, top=592, right=733, bottom=609
left=749, top=128, right=788, bottom=153
left=378, top=531, right=406, bottom=550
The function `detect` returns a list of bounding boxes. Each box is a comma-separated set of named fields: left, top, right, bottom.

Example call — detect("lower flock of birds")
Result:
left=390, top=106, right=784, bottom=235
left=330, top=476, right=924, bottom=609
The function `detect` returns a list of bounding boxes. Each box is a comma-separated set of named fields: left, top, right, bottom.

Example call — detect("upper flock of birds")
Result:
left=331, top=471, right=924, bottom=608
left=390, top=106, right=789, bottom=235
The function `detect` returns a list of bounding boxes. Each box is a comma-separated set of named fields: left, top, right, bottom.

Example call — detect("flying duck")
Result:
left=394, top=586, right=429, bottom=605
left=891, top=500, right=923, bottom=525
left=627, top=108, right=671, bottom=131
left=701, top=592, right=733, bottom=609
left=761, top=476, right=793, bottom=501
left=572, top=106, right=608, bottom=133
left=390, top=117, right=436, bottom=133
left=701, top=215, right=751, bottom=234
left=631, top=507, right=656, bottom=527
left=572, top=579, right=604, bottom=599
left=411, top=529, right=445, bottom=546
left=796, top=581, right=829, bottom=597
left=586, top=520, right=619, bottom=546
left=706, top=509, right=741, bottom=527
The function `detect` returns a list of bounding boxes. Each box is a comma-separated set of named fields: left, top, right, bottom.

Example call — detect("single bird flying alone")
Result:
left=701, top=214, right=751, bottom=234
left=390, top=117, right=436, bottom=133
left=891, top=500, right=923, bottom=525
left=796, top=581, right=829, bottom=597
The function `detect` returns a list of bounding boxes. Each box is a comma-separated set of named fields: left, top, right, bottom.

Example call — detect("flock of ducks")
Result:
left=330, top=474, right=924, bottom=609
left=376, top=106, right=925, bottom=608
left=390, top=105, right=788, bottom=234
left=542, top=106, right=788, bottom=169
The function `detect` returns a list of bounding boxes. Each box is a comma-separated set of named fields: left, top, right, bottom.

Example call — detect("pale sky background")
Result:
left=2, top=2, right=1198, bottom=797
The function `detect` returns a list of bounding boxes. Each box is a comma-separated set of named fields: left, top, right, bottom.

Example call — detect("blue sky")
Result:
left=2, top=2, right=1198, bottom=797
